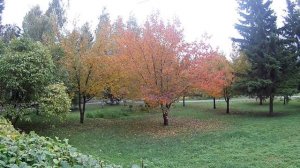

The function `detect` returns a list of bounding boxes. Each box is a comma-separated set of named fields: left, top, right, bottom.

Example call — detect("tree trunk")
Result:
left=226, top=98, right=230, bottom=114
left=284, top=95, right=289, bottom=105
left=269, top=96, right=274, bottom=115
left=213, top=97, right=216, bottom=109
left=183, top=96, right=186, bottom=107
left=36, top=104, right=39, bottom=116
left=78, top=93, right=84, bottom=124
left=163, top=111, right=168, bottom=126
left=11, top=116, right=19, bottom=128
left=162, top=104, right=170, bottom=126
left=259, top=95, right=263, bottom=105
left=109, top=94, right=114, bottom=105
left=82, top=95, right=87, bottom=121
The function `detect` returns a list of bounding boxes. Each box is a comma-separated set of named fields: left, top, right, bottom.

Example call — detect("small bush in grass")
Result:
left=139, top=105, right=149, bottom=112
left=95, top=113, right=105, bottom=118
left=121, top=105, right=133, bottom=112
left=86, top=111, right=105, bottom=119
left=121, top=104, right=150, bottom=113
left=86, top=112, right=94, bottom=118
left=0, top=118, right=121, bottom=168
left=122, top=113, right=129, bottom=116
left=107, top=113, right=119, bottom=119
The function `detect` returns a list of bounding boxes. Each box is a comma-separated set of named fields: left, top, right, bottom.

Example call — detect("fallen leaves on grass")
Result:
left=120, top=117, right=224, bottom=138
left=59, top=116, right=225, bottom=139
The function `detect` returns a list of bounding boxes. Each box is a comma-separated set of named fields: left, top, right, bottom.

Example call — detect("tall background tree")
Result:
left=278, top=0, right=300, bottom=104
left=45, top=0, right=66, bottom=31
left=22, top=0, right=66, bottom=43
left=233, top=0, right=288, bottom=115
left=22, top=0, right=69, bottom=87
left=22, top=6, right=52, bottom=42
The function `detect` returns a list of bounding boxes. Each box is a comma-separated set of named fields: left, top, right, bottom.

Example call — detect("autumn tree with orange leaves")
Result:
left=117, top=13, right=190, bottom=126
left=182, top=35, right=216, bottom=107
left=93, top=12, right=138, bottom=105
left=190, top=52, right=234, bottom=113
left=61, top=23, right=110, bottom=123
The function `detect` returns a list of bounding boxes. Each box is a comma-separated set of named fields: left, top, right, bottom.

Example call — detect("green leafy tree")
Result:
left=22, top=2, right=68, bottom=86
left=233, top=0, right=286, bottom=115
left=23, top=0, right=66, bottom=44
left=0, top=40, right=6, bottom=104
left=45, top=0, right=68, bottom=84
left=0, top=38, right=55, bottom=124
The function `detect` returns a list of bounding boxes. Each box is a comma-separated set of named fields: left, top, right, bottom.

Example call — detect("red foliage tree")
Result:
left=190, top=52, right=234, bottom=113
left=117, top=13, right=190, bottom=126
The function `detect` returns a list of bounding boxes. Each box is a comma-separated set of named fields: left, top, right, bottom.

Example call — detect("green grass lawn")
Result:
left=17, top=99, right=300, bottom=168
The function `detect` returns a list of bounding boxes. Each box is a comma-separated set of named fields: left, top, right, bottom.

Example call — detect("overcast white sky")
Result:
left=2, top=0, right=287, bottom=55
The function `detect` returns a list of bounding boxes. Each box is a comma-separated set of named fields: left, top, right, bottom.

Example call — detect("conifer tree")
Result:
left=233, top=0, right=283, bottom=114
left=278, top=0, right=300, bottom=104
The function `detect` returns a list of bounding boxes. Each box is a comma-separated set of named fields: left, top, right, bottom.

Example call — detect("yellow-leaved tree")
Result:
left=61, top=23, right=109, bottom=123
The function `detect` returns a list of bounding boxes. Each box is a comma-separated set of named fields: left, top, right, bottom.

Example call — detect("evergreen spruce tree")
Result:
left=233, top=0, right=283, bottom=115
left=282, top=0, right=300, bottom=53
left=278, top=0, right=300, bottom=104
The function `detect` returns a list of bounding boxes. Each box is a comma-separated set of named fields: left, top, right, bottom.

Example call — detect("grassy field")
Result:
left=17, top=98, right=300, bottom=168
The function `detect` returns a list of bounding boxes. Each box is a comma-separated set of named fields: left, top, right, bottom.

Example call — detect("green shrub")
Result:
left=122, top=113, right=129, bottom=117
left=121, top=106, right=133, bottom=113
left=38, top=83, right=71, bottom=122
left=95, top=113, right=105, bottom=118
left=121, top=104, right=150, bottom=113
left=0, top=118, right=121, bottom=168
left=86, top=112, right=94, bottom=118
left=107, top=113, right=119, bottom=119
left=86, top=112, right=104, bottom=119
